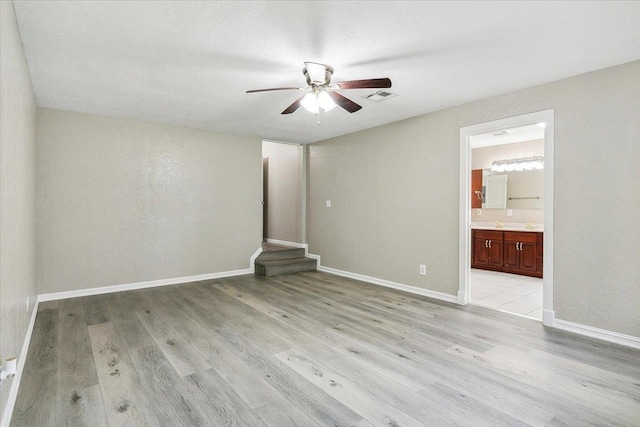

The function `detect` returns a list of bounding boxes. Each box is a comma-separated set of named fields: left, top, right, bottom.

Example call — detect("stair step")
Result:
left=256, top=247, right=306, bottom=262
left=255, top=257, right=317, bottom=277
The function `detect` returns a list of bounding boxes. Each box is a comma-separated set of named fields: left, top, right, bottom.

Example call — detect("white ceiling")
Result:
left=470, top=124, right=545, bottom=148
left=13, top=1, right=640, bottom=144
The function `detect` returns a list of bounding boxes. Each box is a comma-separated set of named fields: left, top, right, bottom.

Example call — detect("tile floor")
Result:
left=470, top=269, right=542, bottom=320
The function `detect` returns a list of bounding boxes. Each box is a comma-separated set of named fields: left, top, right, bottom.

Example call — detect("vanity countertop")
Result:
left=471, top=223, right=543, bottom=232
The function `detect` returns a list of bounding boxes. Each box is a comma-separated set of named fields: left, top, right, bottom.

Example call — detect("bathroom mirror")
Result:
left=482, top=169, right=544, bottom=209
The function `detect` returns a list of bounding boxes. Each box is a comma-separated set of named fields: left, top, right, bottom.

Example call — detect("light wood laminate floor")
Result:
left=11, top=271, right=640, bottom=426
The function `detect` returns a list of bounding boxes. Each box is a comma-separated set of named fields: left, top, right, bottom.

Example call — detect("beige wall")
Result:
left=262, top=141, right=303, bottom=243
left=37, top=108, right=262, bottom=293
left=472, top=139, right=544, bottom=169
left=0, top=0, right=38, bottom=420
left=308, top=60, right=640, bottom=337
left=471, top=139, right=545, bottom=223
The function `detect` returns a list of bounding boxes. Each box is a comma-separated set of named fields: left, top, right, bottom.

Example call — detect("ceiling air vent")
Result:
left=364, top=90, right=396, bottom=101
left=491, top=130, right=509, bottom=136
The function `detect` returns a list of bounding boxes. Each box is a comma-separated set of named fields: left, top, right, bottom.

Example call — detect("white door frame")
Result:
left=458, top=110, right=555, bottom=326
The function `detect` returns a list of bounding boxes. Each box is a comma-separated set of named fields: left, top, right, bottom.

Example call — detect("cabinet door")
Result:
left=473, top=239, right=489, bottom=266
left=519, top=241, right=538, bottom=273
left=488, top=238, right=503, bottom=268
left=503, top=239, right=520, bottom=271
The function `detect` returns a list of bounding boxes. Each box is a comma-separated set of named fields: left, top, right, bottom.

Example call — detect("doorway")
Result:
left=458, top=110, right=555, bottom=326
left=261, top=140, right=306, bottom=246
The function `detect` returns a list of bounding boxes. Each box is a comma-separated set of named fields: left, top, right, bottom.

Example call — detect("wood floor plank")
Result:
left=13, top=271, right=640, bottom=426
left=215, top=326, right=364, bottom=427
left=179, top=284, right=293, bottom=354
left=182, top=368, right=270, bottom=426
left=274, top=348, right=428, bottom=427
left=128, top=345, right=210, bottom=425
left=135, top=308, right=211, bottom=377
left=88, top=322, right=161, bottom=426
left=23, top=307, right=58, bottom=373
left=80, top=294, right=111, bottom=326
left=10, top=367, right=57, bottom=427
left=199, top=284, right=338, bottom=359
left=418, top=381, right=529, bottom=427
left=174, top=318, right=282, bottom=409
left=11, top=308, right=58, bottom=426
left=446, top=344, right=640, bottom=426
left=57, top=298, right=99, bottom=390
left=324, top=352, right=481, bottom=426
left=104, top=292, right=157, bottom=353
left=253, top=396, right=323, bottom=427
left=55, top=384, right=107, bottom=427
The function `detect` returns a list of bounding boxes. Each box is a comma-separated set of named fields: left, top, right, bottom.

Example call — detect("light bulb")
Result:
left=318, top=91, right=336, bottom=111
left=504, top=161, right=515, bottom=172
left=301, top=93, right=319, bottom=113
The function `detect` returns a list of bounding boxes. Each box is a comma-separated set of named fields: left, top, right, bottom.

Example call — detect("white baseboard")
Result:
left=38, top=268, right=254, bottom=302
left=1, top=299, right=39, bottom=427
left=457, top=289, right=467, bottom=305
left=317, top=265, right=458, bottom=304
left=552, top=318, right=640, bottom=350
left=542, top=309, right=556, bottom=327
left=249, top=247, right=263, bottom=272
left=305, top=252, right=320, bottom=261
left=39, top=245, right=265, bottom=302
left=265, top=238, right=307, bottom=249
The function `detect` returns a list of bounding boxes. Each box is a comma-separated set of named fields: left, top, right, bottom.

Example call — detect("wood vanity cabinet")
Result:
left=472, top=229, right=543, bottom=278
left=472, top=230, right=503, bottom=268
left=503, top=231, right=538, bottom=275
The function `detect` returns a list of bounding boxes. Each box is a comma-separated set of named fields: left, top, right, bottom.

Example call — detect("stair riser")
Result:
left=256, top=248, right=306, bottom=262
left=256, top=260, right=317, bottom=277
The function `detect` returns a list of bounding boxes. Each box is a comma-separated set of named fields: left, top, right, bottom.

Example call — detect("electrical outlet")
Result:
left=507, top=209, right=513, bottom=216
left=419, top=264, right=427, bottom=275
left=476, top=209, right=482, bottom=216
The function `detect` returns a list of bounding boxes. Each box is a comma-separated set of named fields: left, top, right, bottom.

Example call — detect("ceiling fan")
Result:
left=246, top=62, right=392, bottom=118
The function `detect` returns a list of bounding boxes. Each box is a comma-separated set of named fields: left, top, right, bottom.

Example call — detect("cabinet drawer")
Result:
left=503, top=231, right=537, bottom=243
left=473, top=230, right=503, bottom=240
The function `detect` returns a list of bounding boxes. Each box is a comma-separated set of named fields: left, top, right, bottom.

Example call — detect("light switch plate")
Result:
left=507, top=209, right=513, bottom=216
left=419, top=264, right=427, bottom=275
left=476, top=209, right=482, bottom=216
left=326, top=200, right=332, bottom=208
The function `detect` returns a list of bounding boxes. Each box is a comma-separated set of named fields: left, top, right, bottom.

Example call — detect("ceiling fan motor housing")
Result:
left=304, top=62, right=333, bottom=85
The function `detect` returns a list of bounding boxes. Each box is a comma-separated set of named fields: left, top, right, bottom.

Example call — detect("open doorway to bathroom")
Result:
left=469, top=125, right=545, bottom=320
left=459, top=110, right=555, bottom=326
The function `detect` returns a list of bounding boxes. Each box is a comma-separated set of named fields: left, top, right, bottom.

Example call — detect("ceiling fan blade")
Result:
left=246, top=87, right=305, bottom=94
left=281, top=94, right=307, bottom=114
left=333, top=78, right=392, bottom=90
left=329, top=92, right=362, bottom=113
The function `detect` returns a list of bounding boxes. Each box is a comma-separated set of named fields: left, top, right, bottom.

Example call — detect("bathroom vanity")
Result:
left=471, top=227, right=543, bottom=278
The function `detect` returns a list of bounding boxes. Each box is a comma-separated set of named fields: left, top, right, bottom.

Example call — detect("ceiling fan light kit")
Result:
left=246, top=62, right=392, bottom=123
left=301, top=91, right=336, bottom=114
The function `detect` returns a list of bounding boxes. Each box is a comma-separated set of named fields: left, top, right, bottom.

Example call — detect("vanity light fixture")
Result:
left=491, top=156, right=544, bottom=172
